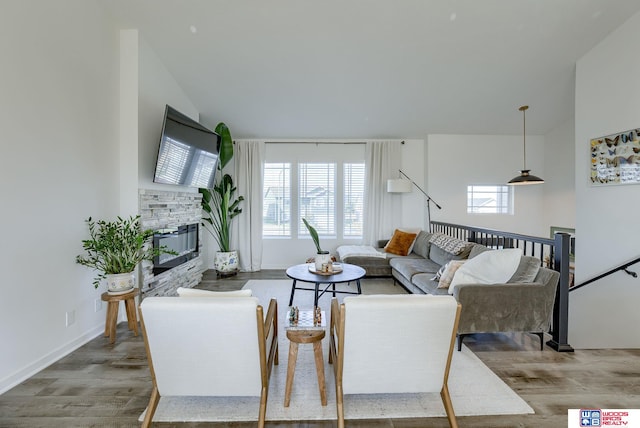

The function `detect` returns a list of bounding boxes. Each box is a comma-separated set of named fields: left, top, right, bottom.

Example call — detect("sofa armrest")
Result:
left=453, top=281, right=556, bottom=334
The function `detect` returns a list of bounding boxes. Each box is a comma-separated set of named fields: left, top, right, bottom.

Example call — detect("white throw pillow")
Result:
left=176, top=287, right=253, bottom=297
left=448, top=249, right=522, bottom=295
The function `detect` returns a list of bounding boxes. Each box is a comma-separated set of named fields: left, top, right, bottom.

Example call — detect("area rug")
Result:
left=140, top=278, right=533, bottom=423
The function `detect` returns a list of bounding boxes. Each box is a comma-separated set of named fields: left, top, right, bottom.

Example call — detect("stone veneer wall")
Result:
left=138, top=189, right=205, bottom=298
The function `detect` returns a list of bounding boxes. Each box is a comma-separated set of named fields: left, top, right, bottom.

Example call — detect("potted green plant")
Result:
left=302, top=218, right=331, bottom=271
left=76, top=215, right=175, bottom=294
left=199, top=122, right=244, bottom=276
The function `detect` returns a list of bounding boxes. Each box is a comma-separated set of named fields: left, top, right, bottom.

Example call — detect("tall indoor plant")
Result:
left=76, top=215, right=175, bottom=294
left=199, top=122, right=244, bottom=276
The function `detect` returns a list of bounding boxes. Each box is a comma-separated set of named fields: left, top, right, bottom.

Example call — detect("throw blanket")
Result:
left=336, top=245, right=387, bottom=260
left=429, top=233, right=469, bottom=255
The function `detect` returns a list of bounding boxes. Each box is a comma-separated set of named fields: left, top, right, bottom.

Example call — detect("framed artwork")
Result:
left=550, top=226, right=575, bottom=262
left=590, top=128, right=640, bottom=185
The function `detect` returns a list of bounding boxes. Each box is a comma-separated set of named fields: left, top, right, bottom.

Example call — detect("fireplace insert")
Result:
left=152, top=223, right=199, bottom=275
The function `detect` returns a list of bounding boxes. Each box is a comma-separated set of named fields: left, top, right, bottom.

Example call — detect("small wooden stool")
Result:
left=101, top=288, right=139, bottom=344
left=284, top=329, right=327, bottom=407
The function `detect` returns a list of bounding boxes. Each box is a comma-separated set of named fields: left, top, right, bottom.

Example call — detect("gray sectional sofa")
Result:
left=340, top=230, right=560, bottom=350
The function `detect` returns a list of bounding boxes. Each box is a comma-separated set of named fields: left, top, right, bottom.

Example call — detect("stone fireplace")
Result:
left=139, top=189, right=205, bottom=297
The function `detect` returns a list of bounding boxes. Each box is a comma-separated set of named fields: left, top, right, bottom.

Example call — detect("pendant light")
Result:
left=507, top=105, right=544, bottom=185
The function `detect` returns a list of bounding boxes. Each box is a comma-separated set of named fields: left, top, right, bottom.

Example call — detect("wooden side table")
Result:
left=284, top=329, right=327, bottom=407
left=101, top=288, right=139, bottom=344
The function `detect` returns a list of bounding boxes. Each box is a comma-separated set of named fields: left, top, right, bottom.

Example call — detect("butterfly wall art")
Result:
left=590, top=128, right=640, bottom=185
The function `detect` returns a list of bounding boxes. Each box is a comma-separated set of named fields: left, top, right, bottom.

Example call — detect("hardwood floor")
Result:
left=1, top=270, right=639, bottom=428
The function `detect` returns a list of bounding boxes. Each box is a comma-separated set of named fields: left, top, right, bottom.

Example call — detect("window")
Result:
left=262, top=143, right=365, bottom=240
left=343, top=163, right=364, bottom=236
left=298, top=163, right=336, bottom=237
left=263, top=163, right=291, bottom=236
left=467, top=185, right=513, bottom=214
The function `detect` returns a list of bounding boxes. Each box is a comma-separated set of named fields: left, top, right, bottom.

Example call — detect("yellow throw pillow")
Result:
left=384, top=229, right=418, bottom=256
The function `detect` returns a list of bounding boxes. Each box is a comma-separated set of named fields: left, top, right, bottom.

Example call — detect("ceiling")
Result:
left=98, top=0, right=640, bottom=139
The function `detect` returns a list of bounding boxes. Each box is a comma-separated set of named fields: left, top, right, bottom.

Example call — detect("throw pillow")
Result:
left=437, top=260, right=466, bottom=289
left=384, top=229, right=419, bottom=256
left=428, top=233, right=470, bottom=256
left=384, top=228, right=421, bottom=255
left=431, top=263, right=448, bottom=281
left=508, top=256, right=540, bottom=283
left=411, top=231, right=432, bottom=258
left=176, top=287, right=253, bottom=297
left=448, top=249, right=522, bottom=295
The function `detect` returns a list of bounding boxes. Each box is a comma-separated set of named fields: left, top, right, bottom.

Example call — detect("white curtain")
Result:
left=363, top=141, right=402, bottom=245
left=232, top=140, right=265, bottom=271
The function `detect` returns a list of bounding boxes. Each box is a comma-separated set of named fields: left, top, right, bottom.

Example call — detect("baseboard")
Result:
left=0, top=325, right=104, bottom=395
left=260, top=263, right=289, bottom=270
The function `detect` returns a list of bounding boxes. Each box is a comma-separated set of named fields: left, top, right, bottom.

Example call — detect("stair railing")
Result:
left=570, top=257, right=640, bottom=292
left=431, top=221, right=574, bottom=352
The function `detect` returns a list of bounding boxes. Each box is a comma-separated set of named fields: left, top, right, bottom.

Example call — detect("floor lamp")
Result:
left=387, top=170, right=442, bottom=231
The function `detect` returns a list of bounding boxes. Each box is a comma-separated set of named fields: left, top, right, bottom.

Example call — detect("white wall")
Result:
left=427, top=134, right=546, bottom=237
left=572, top=11, right=640, bottom=348
left=398, top=139, right=428, bottom=229
left=0, top=1, right=119, bottom=393
left=543, top=118, right=576, bottom=230
left=119, top=30, right=140, bottom=218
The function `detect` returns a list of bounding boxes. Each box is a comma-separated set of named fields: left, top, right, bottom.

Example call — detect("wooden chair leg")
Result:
left=336, top=382, right=345, bottom=428
left=141, top=385, right=160, bottom=428
left=440, top=384, right=459, bottom=428
left=258, top=385, right=268, bottom=428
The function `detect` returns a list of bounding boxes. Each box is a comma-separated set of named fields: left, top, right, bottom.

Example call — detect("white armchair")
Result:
left=329, top=294, right=461, bottom=428
left=138, top=296, right=278, bottom=428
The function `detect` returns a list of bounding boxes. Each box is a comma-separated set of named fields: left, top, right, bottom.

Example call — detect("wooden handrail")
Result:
left=431, top=221, right=574, bottom=352
left=570, top=257, right=640, bottom=292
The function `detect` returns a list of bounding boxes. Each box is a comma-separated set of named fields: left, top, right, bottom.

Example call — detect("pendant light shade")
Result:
left=507, top=169, right=544, bottom=185
left=507, top=105, right=544, bottom=185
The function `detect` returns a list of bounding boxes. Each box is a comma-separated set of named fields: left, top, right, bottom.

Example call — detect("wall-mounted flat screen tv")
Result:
left=153, top=105, right=220, bottom=188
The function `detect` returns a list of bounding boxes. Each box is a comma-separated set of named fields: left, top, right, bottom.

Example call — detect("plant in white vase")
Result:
left=199, top=122, right=244, bottom=276
left=76, top=215, right=176, bottom=295
left=302, top=218, right=332, bottom=271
